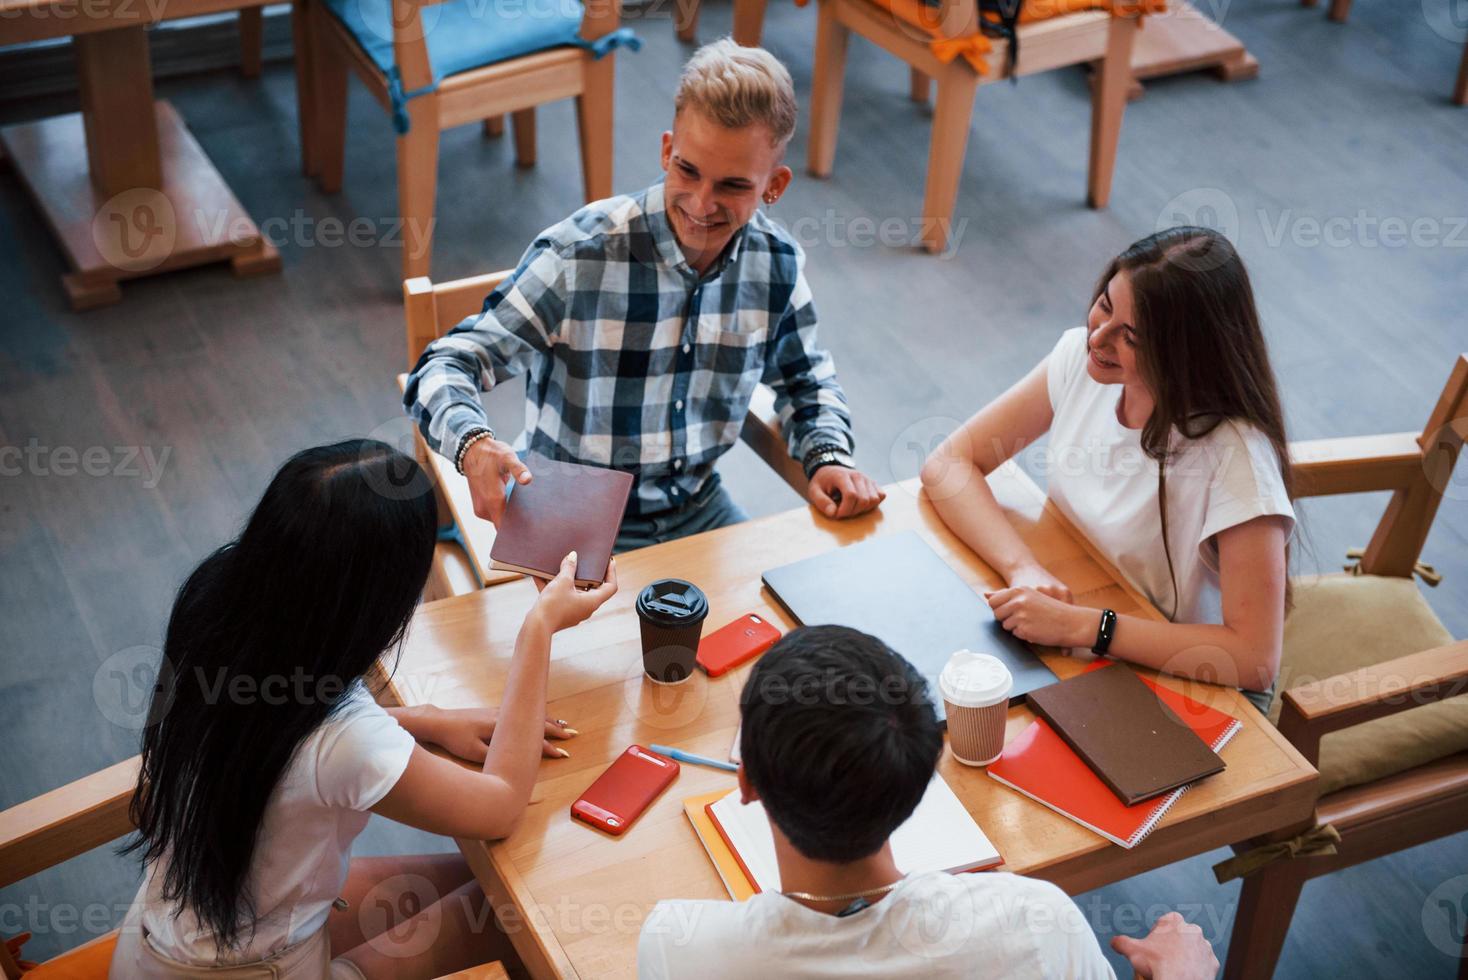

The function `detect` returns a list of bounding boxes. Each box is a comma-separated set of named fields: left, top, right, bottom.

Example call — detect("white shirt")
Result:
left=637, top=871, right=1116, bottom=979
left=129, top=681, right=417, bottom=965
left=1043, top=327, right=1294, bottom=626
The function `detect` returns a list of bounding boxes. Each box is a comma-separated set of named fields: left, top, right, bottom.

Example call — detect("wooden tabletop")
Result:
left=0, top=0, right=268, bottom=45
left=378, top=463, right=1318, bottom=980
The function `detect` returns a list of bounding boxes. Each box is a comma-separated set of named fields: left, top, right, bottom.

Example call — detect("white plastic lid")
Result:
left=938, top=649, right=1013, bottom=708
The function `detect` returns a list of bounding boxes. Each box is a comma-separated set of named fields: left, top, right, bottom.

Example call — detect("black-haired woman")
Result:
left=110, top=440, right=616, bottom=978
left=923, top=229, right=1294, bottom=710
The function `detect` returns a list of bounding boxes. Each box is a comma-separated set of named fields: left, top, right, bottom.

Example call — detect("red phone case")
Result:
left=570, top=745, right=680, bottom=835
left=697, top=613, right=782, bottom=677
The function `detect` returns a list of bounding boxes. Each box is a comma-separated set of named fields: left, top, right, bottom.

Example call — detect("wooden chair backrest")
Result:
left=1299, top=354, right=1468, bottom=577
left=1358, top=353, right=1468, bottom=576
left=403, top=271, right=511, bottom=368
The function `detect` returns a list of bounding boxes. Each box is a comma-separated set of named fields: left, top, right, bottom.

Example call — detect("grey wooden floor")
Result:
left=2, top=0, right=1465, bottom=973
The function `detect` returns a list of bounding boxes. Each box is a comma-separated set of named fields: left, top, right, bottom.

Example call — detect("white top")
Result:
left=128, top=681, right=417, bottom=965
left=637, top=870, right=1117, bottom=979
left=1044, top=327, right=1294, bottom=626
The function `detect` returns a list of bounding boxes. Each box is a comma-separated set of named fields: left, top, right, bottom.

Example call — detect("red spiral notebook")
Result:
left=987, top=666, right=1242, bottom=849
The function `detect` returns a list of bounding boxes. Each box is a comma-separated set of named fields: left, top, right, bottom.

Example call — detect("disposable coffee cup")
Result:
left=939, top=650, right=1013, bottom=766
left=635, top=579, right=709, bottom=685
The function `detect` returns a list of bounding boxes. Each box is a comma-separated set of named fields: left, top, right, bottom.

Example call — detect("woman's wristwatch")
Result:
left=1091, top=608, right=1118, bottom=654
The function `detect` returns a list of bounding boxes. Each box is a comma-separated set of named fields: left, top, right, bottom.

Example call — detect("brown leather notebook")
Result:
left=488, top=456, right=633, bottom=587
left=1025, top=664, right=1224, bottom=805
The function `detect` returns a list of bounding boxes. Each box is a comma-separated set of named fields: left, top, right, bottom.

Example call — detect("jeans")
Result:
left=1241, top=681, right=1276, bottom=717
left=615, top=473, right=749, bottom=553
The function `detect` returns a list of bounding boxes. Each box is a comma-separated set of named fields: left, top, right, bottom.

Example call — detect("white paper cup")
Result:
left=940, top=650, right=1013, bottom=767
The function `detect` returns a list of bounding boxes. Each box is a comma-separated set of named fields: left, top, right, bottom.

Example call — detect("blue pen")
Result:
left=649, top=744, right=738, bottom=772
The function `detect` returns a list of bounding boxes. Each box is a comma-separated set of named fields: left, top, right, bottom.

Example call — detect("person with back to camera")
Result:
left=637, top=624, right=1221, bottom=978
left=110, top=439, right=617, bottom=979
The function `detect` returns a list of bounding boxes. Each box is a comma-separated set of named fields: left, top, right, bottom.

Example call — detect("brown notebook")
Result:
left=1025, top=664, right=1224, bottom=806
left=488, top=456, right=634, bottom=587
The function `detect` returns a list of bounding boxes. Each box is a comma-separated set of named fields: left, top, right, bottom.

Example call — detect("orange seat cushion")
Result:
left=23, top=933, right=117, bottom=979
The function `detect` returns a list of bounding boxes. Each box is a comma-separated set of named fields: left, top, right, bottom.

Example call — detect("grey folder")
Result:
left=760, top=531, right=1058, bottom=722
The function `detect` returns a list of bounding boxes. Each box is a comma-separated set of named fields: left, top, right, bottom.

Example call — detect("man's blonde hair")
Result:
left=674, top=39, right=797, bottom=147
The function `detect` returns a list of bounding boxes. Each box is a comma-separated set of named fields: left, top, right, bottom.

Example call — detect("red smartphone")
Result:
left=570, top=745, right=680, bottom=835
left=697, top=613, right=782, bottom=677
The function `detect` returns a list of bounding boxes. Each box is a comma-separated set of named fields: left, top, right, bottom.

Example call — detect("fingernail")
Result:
left=562, top=727, right=580, bottom=737
left=555, top=747, right=572, bottom=759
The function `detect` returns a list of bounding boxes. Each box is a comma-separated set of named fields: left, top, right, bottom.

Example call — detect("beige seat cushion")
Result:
left=1274, top=573, right=1466, bottom=796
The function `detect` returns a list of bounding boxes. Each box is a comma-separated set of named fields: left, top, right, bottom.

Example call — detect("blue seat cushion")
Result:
left=322, top=0, right=587, bottom=81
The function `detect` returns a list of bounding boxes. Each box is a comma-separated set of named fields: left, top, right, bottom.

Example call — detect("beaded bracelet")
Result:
left=454, top=427, right=497, bottom=476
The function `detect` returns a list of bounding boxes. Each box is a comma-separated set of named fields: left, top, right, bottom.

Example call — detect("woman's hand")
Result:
left=987, top=586, right=1099, bottom=648
left=418, top=706, right=577, bottom=760
left=1005, top=562, right=1073, bottom=603
left=529, top=551, right=619, bottom=634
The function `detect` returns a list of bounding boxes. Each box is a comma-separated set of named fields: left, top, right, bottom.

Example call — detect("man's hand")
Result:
left=807, top=466, right=885, bottom=520
left=1111, top=911, right=1219, bottom=980
left=463, top=437, right=531, bottom=526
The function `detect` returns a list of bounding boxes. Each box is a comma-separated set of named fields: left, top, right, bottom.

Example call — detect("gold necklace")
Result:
left=780, top=878, right=905, bottom=903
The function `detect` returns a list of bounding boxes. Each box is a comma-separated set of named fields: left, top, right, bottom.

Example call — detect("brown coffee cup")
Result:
left=939, top=650, right=1013, bottom=766
left=635, top=579, right=709, bottom=685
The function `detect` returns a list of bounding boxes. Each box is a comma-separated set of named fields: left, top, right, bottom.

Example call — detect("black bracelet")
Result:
left=1092, top=608, right=1118, bottom=655
left=802, top=444, right=852, bottom=479
left=453, top=426, right=496, bottom=476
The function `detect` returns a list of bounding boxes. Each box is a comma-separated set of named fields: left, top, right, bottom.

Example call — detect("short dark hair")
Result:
left=738, top=625, right=943, bottom=863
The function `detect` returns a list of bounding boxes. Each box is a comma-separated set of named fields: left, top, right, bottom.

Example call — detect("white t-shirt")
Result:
left=129, top=681, right=417, bottom=965
left=637, top=870, right=1116, bottom=979
left=1043, top=327, right=1294, bottom=626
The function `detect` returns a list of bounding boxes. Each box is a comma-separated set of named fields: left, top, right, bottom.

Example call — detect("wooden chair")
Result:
left=806, top=0, right=1141, bottom=254
left=0, top=758, right=508, bottom=979
left=239, top=7, right=264, bottom=77
left=399, top=269, right=811, bottom=591
left=1222, top=354, right=1468, bottom=978
left=673, top=0, right=769, bottom=45
left=303, top=0, right=634, bottom=280
left=1301, top=0, right=1467, bottom=105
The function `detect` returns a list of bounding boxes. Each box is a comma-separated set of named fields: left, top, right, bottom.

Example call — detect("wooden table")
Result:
left=0, top=0, right=281, bottom=309
left=376, top=463, right=1318, bottom=979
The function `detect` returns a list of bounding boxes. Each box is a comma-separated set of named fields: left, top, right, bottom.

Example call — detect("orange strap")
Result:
left=795, top=0, right=1166, bottom=76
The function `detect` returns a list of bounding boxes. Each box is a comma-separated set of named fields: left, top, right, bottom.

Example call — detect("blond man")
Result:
left=405, top=40, right=884, bottom=550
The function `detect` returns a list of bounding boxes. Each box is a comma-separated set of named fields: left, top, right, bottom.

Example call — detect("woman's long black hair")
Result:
left=125, top=439, right=438, bottom=950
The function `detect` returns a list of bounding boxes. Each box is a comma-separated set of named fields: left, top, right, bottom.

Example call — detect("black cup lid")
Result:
left=636, top=579, right=708, bottom=625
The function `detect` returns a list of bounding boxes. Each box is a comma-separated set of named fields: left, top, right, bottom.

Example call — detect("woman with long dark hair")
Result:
left=110, top=439, right=616, bottom=978
left=922, top=229, right=1294, bottom=709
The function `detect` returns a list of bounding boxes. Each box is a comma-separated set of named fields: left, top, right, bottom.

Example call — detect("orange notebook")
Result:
left=683, top=790, right=757, bottom=901
left=988, top=671, right=1241, bottom=849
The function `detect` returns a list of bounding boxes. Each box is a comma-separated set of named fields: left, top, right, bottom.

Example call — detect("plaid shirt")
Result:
left=404, top=181, right=855, bottom=516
